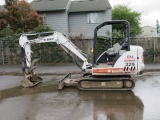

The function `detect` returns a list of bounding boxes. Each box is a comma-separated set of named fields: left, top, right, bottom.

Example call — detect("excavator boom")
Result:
left=19, top=31, right=92, bottom=87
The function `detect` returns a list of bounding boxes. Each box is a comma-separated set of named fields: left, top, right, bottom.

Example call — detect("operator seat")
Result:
left=96, top=43, right=122, bottom=65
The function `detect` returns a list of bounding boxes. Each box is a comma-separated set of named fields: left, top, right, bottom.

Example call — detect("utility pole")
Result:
left=154, top=20, right=160, bottom=62
left=157, top=20, right=160, bottom=35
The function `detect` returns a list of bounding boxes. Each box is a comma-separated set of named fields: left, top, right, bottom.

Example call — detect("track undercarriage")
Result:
left=58, top=73, right=135, bottom=91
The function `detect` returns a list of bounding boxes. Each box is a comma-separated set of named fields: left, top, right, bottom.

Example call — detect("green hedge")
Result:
left=31, top=43, right=72, bottom=63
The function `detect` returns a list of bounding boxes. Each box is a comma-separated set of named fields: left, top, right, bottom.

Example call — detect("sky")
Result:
left=109, top=0, right=160, bottom=27
left=0, top=0, right=160, bottom=27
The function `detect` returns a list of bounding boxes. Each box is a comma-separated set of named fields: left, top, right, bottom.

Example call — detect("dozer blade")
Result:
left=58, top=73, right=80, bottom=90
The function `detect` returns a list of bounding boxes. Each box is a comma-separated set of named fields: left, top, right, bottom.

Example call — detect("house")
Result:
left=30, top=0, right=112, bottom=38
left=0, top=5, right=6, bottom=11
left=139, top=26, right=158, bottom=37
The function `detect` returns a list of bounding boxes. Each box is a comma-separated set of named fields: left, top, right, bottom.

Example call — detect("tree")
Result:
left=5, top=0, right=16, bottom=7
left=0, top=11, right=8, bottom=30
left=1, top=0, right=43, bottom=32
left=112, top=5, right=142, bottom=37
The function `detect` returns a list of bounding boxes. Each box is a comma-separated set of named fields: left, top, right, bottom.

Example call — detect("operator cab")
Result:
left=96, top=40, right=129, bottom=66
left=93, top=20, right=130, bottom=66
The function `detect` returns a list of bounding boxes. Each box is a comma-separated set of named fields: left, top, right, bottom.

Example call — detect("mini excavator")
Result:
left=19, top=20, right=145, bottom=90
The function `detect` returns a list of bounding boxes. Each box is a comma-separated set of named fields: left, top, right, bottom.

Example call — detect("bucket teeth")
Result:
left=21, top=74, right=43, bottom=87
left=30, top=73, right=43, bottom=83
left=21, top=76, right=34, bottom=87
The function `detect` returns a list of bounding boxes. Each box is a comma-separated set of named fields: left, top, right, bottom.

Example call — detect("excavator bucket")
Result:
left=21, top=75, right=34, bottom=87
left=21, top=74, right=43, bottom=87
left=21, top=58, right=43, bottom=87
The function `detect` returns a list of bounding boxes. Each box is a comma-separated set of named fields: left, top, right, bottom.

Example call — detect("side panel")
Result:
left=137, top=47, right=145, bottom=73
left=92, top=51, right=138, bottom=75
left=114, top=50, right=138, bottom=74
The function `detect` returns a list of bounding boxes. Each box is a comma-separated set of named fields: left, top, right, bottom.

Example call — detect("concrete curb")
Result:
left=0, top=83, right=59, bottom=100
left=144, top=69, right=160, bottom=72
left=0, top=71, right=83, bottom=76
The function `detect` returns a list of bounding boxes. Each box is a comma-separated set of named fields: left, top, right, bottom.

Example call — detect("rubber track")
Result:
left=77, top=76, right=135, bottom=91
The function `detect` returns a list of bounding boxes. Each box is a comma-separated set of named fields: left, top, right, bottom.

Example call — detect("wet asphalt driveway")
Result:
left=0, top=72, right=160, bottom=120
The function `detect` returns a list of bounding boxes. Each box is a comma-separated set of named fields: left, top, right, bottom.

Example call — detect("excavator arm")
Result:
left=19, top=31, right=91, bottom=70
left=19, top=31, right=92, bottom=87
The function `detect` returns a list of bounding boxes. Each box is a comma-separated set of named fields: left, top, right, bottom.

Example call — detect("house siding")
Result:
left=139, top=26, right=157, bottom=37
left=68, top=9, right=112, bottom=38
left=40, top=11, right=69, bottom=36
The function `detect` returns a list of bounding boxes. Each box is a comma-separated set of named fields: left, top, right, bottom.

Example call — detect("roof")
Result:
left=142, top=25, right=156, bottom=29
left=69, top=0, right=111, bottom=12
left=30, top=0, right=111, bottom=12
left=31, top=0, right=70, bottom=12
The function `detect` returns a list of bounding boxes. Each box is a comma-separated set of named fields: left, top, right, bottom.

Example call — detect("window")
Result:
left=87, top=13, right=103, bottom=24
left=41, top=14, right=46, bottom=23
